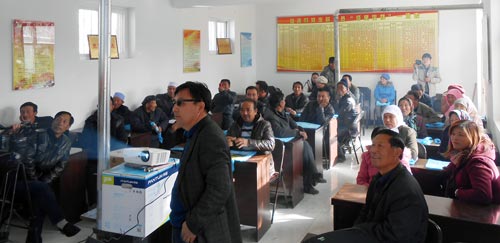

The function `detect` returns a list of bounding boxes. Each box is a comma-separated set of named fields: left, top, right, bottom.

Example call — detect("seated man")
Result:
left=7, top=111, right=81, bottom=242
left=80, top=97, right=128, bottom=206
left=211, top=79, right=237, bottom=130
left=411, top=84, right=433, bottom=109
left=156, top=82, right=177, bottom=120
left=307, top=129, right=428, bottom=243
left=285, top=81, right=309, bottom=118
left=267, top=90, right=325, bottom=194
left=130, top=95, right=169, bottom=148
left=334, top=79, right=359, bottom=163
left=226, top=98, right=275, bottom=175
left=300, top=88, right=334, bottom=125
left=342, top=74, right=360, bottom=104
left=112, top=92, right=131, bottom=125
left=12, top=102, right=53, bottom=131
left=310, top=76, right=334, bottom=103
left=406, top=91, right=442, bottom=124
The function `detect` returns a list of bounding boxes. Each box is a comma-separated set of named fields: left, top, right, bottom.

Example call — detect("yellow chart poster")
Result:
left=183, top=29, right=201, bottom=73
left=277, top=15, right=334, bottom=72
left=12, top=19, right=55, bottom=90
left=339, top=11, right=438, bottom=73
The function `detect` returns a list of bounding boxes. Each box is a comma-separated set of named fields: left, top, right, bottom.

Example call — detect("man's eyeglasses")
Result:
left=173, top=99, right=200, bottom=106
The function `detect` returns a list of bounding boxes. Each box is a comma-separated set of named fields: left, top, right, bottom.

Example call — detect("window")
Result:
left=208, top=19, right=233, bottom=53
left=78, top=6, right=129, bottom=58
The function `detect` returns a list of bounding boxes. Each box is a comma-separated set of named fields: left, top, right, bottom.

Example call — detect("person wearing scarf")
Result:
left=382, top=105, right=418, bottom=160
left=439, top=109, right=471, bottom=154
left=398, top=97, right=427, bottom=138
left=441, top=120, right=500, bottom=204
left=453, top=98, right=483, bottom=129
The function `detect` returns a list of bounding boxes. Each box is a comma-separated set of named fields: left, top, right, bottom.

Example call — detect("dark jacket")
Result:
left=130, top=106, right=169, bottom=133
left=211, top=90, right=237, bottom=130
left=420, top=93, right=433, bottom=109
left=34, top=129, right=73, bottom=184
left=267, top=109, right=301, bottom=138
left=285, top=93, right=308, bottom=113
left=175, top=116, right=242, bottom=242
left=227, top=114, right=275, bottom=153
left=114, top=105, right=131, bottom=124
left=81, top=110, right=128, bottom=160
left=34, top=116, right=53, bottom=130
left=355, top=164, right=428, bottom=243
left=156, top=93, right=175, bottom=120
left=335, top=92, right=358, bottom=133
left=300, top=101, right=334, bottom=125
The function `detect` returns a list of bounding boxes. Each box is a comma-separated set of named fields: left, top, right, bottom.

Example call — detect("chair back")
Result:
left=425, top=218, right=443, bottom=243
left=417, top=142, right=427, bottom=159
left=350, top=110, right=364, bottom=138
left=271, top=139, right=285, bottom=176
left=432, top=94, right=442, bottom=113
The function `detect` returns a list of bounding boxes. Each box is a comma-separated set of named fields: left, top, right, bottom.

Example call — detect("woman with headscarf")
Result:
left=382, top=105, right=418, bottom=160
left=398, top=97, right=427, bottom=138
left=454, top=98, right=483, bottom=129
left=439, top=109, right=471, bottom=154
left=441, top=120, right=500, bottom=204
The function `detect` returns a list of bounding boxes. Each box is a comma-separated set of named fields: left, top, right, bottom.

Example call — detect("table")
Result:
left=282, top=138, right=304, bottom=208
left=410, top=159, right=447, bottom=196
left=297, top=121, right=324, bottom=174
left=331, top=183, right=500, bottom=243
left=233, top=154, right=271, bottom=241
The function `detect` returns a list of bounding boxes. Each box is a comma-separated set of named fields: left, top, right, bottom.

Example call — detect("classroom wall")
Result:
left=0, top=0, right=256, bottom=128
left=254, top=0, right=481, bottom=114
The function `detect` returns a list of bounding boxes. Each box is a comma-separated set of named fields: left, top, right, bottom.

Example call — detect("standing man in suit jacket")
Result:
left=169, top=81, right=242, bottom=243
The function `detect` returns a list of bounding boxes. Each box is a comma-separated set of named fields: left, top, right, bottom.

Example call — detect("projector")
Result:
left=122, top=147, right=171, bottom=166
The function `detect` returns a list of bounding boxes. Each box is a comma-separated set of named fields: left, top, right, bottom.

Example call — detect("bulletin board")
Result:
left=338, top=11, right=439, bottom=73
left=277, top=15, right=334, bottom=72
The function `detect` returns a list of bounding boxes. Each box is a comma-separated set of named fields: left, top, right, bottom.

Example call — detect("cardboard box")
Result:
left=109, top=149, right=126, bottom=168
left=101, top=160, right=178, bottom=237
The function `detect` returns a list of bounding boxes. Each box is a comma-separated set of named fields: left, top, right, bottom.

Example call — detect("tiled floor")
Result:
left=5, top=132, right=372, bottom=243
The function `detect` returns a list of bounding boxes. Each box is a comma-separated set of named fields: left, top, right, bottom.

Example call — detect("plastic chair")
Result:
left=425, top=218, right=443, bottom=243
left=418, top=142, right=428, bottom=159
left=270, top=139, right=285, bottom=224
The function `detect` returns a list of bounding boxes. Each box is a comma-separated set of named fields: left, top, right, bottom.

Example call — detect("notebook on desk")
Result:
left=425, top=159, right=450, bottom=170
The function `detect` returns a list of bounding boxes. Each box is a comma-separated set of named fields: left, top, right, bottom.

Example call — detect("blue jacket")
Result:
left=374, top=81, right=396, bottom=104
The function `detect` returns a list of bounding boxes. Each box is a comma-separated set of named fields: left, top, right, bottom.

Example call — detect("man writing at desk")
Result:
left=227, top=98, right=275, bottom=175
left=307, top=129, right=428, bottom=243
left=169, top=81, right=241, bottom=243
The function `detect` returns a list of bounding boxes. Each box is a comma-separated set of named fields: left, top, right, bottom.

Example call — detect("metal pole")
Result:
left=97, top=0, right=111, bottom=230
left=334, top=14, right=340, bottom=82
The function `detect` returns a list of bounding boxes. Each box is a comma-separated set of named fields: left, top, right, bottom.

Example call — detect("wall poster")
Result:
left=339, top=11, right=439, bottom=73
left=240, top=32, right=252, bottom=67
left=12, top=19, right=55, bottom=90
left=183, top=29, right=201, bottom=73
left=277, top=15, right=334, bottom=72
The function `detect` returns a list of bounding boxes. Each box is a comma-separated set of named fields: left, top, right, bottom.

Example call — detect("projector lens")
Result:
left=139, top=151, right=150, bottom=162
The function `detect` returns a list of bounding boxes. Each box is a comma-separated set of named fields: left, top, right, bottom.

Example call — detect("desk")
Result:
left=233, top=154, right=271, bottom=241
left=427, top=127, right=445, bottom=141
left=410, top=159, right=446, bottom=196
left=331, top=183, right=500, bottom=243
left=283, top=138, right=304, bottom=208
left=328, top=118, right=338, bottom=168
left=297, top=122, right=324, bottom=174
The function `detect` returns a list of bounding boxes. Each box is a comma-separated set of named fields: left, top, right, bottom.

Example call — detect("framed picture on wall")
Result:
left=216, top=38, right=232, bottom=54
left=87, top=35, right=119, bottom=59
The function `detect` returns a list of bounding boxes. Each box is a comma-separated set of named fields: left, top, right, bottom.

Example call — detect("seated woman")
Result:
left=398, top=97, right=427, bottom=138
left=439, top=109, right=471, bottom=154
left=356, top=127, right=412, bottom=186
left=382, top=105, right=418, bottom=160
left=442, top=120, right=500, bottom=204
left=454, top=98, right=483, bottom=129
left=374, top=73, right=395, bottom=124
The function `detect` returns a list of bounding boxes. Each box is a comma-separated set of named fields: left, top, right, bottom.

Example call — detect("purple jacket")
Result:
left=445, top=140, right=500, bottom=204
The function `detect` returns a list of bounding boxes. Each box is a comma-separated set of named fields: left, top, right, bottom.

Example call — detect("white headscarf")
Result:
left=382, top=105, right=406, bottom=132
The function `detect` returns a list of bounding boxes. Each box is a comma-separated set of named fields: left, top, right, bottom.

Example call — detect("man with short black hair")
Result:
left=285, top=81, right=309, bottom=117
left=300, top=88, right=334, bottom=125
left=306, top=129, right=428, bottom=243
left=411, top=84, right=433, bottom=108
left=211, top=79, right=237, bottom=130
left=321, top=56, right=337, bottom=88
left=335, top=79, right=359, bottom=163
left=342, top=74, right=360, bottom=104
left=12, top=101, right=53, bottom=131
left=413, top=53, right=441, bottom=96
left=405, top=91, right=441, bottom=124
left=170, top=81, right=241, bottom=243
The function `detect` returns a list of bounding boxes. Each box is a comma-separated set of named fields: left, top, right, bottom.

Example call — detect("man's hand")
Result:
left=285, top=107, right=297, bottom=116
left=299, top=131, right=308, bottom=140
left=226, top=136, right=236, bottom=147
left=234, top=138, right=249, bottom=149
left=181, top=222, right=197, bottom=243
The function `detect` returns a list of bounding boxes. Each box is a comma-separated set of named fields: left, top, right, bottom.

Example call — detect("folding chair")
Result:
left=418, top=142, right=428, bottom=159
left=339, top=111, right=365, bottom=164
left=270, top=139, right=285, bottom=224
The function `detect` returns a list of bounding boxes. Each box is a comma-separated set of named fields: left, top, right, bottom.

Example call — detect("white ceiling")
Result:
left=169, top=0, right=290, bottom=8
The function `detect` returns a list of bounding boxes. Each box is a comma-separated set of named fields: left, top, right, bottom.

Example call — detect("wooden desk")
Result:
left=282, top=138, right=304, bottom=208
left=410, top=159, right=445, bottom=196
left=59, top=149, right=88, bottom=222
left=331, top=183, right=500, bottom=243
left=328, top=118, right=338, bottom=167
left=233, top=154, right=271, bottom=241
left=301, top=124, right=324, bottom=174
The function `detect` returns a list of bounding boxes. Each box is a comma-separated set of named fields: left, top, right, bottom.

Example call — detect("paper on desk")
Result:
left=296, top=122, right=321, bottom=129
left=230, top=150, right=256, bottom=162
left=277, top=137, right=294, bottom=143
left=425, top=159, right=450, bottom=170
